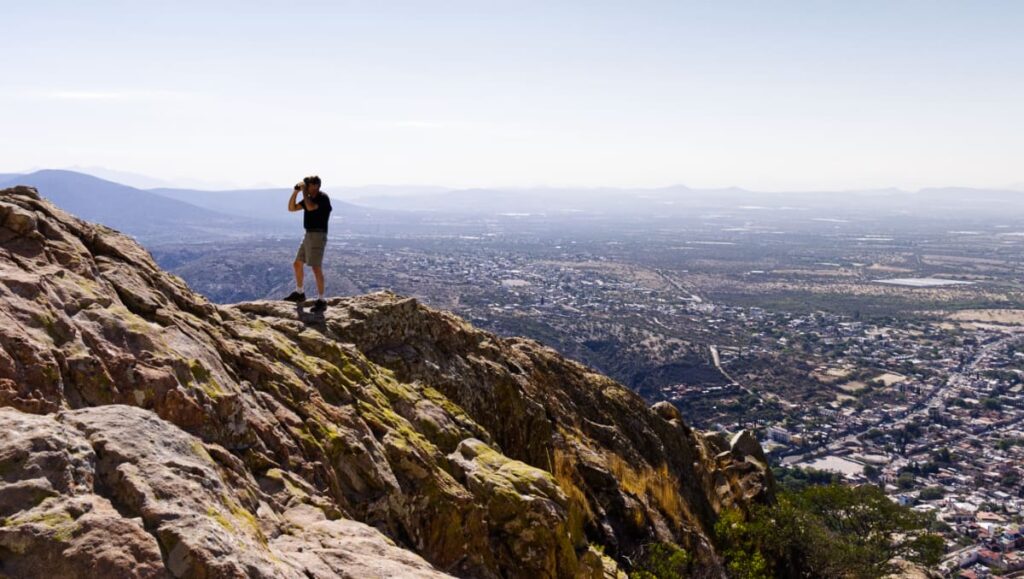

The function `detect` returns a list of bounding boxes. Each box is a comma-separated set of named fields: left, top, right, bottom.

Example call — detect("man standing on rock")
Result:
left=284, top=175, right=332, bottom=312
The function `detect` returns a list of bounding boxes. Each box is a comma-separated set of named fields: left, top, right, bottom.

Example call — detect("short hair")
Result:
left=303, top=175, right=321, bottom=187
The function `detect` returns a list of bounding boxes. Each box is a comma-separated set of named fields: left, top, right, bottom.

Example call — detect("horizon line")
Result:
left=3, top=167, right=1024, bottom=196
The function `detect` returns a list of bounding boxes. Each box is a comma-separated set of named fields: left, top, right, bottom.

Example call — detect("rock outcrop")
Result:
left=0, top=406, right=446, bottom=579
left=0, top=186, right=774, bottom=578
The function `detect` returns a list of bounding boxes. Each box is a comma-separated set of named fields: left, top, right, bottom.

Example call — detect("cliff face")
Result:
left=0, top=186, right=773, bottom=578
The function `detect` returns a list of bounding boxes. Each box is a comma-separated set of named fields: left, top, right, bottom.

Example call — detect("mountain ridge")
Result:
left=0, top=170, right=249, bottom=243
left=0, top=171, right=406, bottom=244
left=149, top=186, right=387, bottom=224
left=7, top=170, right=1024, bottom=229
left=0, top=185, right=773, bottom=578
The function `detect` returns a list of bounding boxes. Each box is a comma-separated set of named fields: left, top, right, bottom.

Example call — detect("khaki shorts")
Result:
left=295, top=231, right=327, bottom=267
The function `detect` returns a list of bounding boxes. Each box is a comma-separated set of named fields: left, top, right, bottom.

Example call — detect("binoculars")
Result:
left=294, top=175, right=321, bottom=191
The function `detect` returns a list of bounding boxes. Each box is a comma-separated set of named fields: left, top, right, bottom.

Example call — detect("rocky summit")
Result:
left=0, top=185, right=773, bottom=578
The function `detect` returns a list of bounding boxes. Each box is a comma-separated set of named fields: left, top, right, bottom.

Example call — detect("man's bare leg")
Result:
left=312, top=266, right=325, bottom=298
left=293, top=260, right=305, bottom=291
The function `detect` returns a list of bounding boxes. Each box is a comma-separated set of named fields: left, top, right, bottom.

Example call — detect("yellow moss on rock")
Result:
left=3, top=502, right=78, bottom=543
left=552, top=447, right=594, bottom=548
left=604, top=452, right=689, bottom=527
left=189, top=359, right=225, bottom=398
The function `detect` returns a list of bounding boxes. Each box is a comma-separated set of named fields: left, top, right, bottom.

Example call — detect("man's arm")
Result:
left=288, top=188, right=303, bottom=212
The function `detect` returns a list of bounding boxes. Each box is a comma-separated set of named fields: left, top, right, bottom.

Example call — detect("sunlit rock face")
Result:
left=0, top=186, right=773, bottom=578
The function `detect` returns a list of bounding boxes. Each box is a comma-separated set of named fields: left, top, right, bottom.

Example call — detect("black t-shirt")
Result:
left=302, top=192, right=332, bottom=232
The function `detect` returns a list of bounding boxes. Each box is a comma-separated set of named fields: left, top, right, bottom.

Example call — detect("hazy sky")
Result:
left=3, top=0, right=1023, bottom=190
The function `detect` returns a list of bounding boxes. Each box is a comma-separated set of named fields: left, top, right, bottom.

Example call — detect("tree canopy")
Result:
left=716, top=484, right=943, bottom=578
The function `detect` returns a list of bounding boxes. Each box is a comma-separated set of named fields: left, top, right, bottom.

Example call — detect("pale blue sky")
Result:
left=3, top=0, right=1022, bottom=190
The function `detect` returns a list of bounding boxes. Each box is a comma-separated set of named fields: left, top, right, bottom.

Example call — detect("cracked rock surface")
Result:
left=0, top=406, right=448, bottom=579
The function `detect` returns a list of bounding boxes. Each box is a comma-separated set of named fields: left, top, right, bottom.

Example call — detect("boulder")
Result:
left=729, top=429, right=766, bottom=464
left=448, top=438, right=579, bottom=578
left=650, top=400, right=682, bottom=423
left=0, top=406, right=451, bottom=579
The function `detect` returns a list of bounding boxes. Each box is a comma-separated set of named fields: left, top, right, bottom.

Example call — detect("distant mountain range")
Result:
left=150, top=186, right=379, bottom=223
left=3, top=169, right=1023, bottom=244
left=350, top=184, right=1024, bottom=220
left=0, top=170, right=400, bottom=243
left=0, top=170, right=251, bottom=242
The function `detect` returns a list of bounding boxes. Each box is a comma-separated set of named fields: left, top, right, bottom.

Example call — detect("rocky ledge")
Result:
left=0, top=186, right=773, bottom=578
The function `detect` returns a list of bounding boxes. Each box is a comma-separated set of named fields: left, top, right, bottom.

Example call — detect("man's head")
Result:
left=303, top=175, right=322, bottom=196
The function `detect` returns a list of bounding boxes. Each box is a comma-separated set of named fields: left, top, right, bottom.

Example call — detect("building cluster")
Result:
left=703, top=309, right=1024, bottom=578
left=334, top=238, right=1024, bottom=576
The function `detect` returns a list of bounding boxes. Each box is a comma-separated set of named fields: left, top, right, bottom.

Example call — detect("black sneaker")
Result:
left=311, top=299, right=327, bottom=313
left=284, top=291, right=306, bottom=303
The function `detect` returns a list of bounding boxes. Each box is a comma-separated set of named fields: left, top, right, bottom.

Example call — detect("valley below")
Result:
left=149, top=199, right=1024, bottom=573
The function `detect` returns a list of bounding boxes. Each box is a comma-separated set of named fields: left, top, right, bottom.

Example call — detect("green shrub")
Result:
left=716, top=484, right=943, bottom=579
left=629, top=543, right=692, bottom=579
